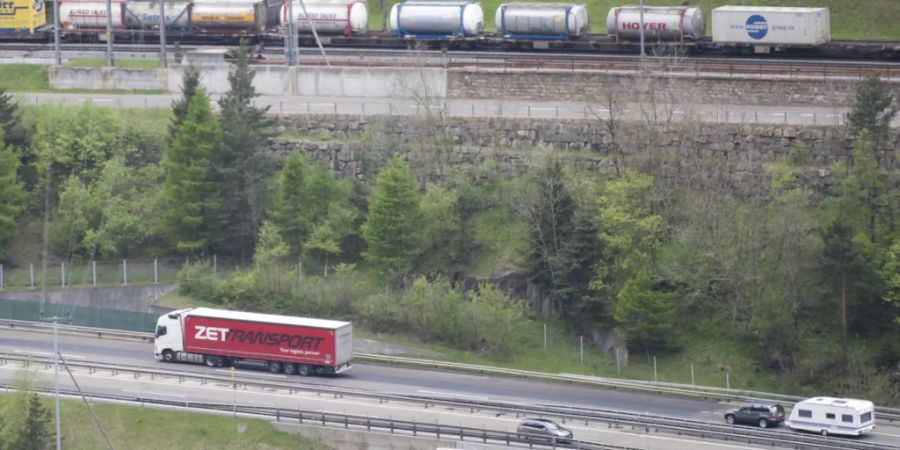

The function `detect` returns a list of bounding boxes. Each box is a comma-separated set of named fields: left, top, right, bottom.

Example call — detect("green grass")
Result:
left=367, top=0, right=900, bottom=40
left=0, top=394, right=322, bottom=450
left=0, top=65, right=49, bottom=92
left=156, top=287, right=221, bottom=309
left=66, top=58, right=162, bottom=69
left=467, top=203, right=528, bottom=278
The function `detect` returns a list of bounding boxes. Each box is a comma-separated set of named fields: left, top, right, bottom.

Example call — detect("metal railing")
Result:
left=3, top=318, right=900, bottom=425
left=0, top=383, right=622, bottom=450
left=1, top=352, right=896, bottom=450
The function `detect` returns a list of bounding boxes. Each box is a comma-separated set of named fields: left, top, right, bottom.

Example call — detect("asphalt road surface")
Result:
left=2, top=328, right=899, bottom=449
left=13, top=92, right=898, bottom=128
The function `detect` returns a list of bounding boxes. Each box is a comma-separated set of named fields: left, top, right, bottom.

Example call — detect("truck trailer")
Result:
left=153, top=307, right=352, bottom=376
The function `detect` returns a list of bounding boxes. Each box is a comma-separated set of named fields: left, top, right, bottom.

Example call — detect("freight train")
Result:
left=1, top=0, right=898, bottom=59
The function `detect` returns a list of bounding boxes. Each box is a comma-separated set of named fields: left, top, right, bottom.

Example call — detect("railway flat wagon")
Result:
left=495, top=3, right=588, bottom=40
left=0, top=0, right=47, bottom=33
left=712, top=6, right=830, bottom=49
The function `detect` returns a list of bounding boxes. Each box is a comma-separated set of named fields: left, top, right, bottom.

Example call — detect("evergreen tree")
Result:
left=273, top=151, right=312, bottom=257
left=18, top=393, right=52, bottom=450
left=361, top=157, right=421, bottom=274
left=217, top=40, right=276, bottom=260
left=170, top=64, right=201, bottom=139
left=614, top=270, right=676, bottom=355
left=0, top=88, right=31, bottom=150
left=160, top=89, right=224, bottom=254
left=847, top=76, right=898, bottom=144
left=0, top=139, right=24, bottom=259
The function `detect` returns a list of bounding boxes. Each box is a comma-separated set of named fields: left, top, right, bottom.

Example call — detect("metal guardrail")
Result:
left=4, top=318, right=900, bottom=424
left=0, top=383, right=622, bottom=450
left=1, top=352, right=896, bottom=450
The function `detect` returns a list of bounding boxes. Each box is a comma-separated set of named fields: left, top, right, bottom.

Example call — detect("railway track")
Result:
left=6, top=42, right=900, bottom=79
left=2, top=352, right=896, bottom=450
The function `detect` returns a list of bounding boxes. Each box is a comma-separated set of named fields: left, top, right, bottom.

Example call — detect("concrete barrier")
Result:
left=49, top=66, right=168, bottom=91
left=49, top=64, right=448, bottom=99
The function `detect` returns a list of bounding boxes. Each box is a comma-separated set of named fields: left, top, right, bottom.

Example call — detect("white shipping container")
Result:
left=712, top=6, right=829, bottom=46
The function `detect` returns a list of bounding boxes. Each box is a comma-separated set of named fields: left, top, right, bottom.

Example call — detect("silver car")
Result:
left=517, top=418, right=574, bottom=443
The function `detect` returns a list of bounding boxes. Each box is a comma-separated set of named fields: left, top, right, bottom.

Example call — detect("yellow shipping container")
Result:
left=0, top=0, right=47, bottom=33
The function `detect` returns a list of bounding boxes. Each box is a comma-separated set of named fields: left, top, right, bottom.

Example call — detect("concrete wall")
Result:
left=49, top=66, right=169, bottom=91
left=0, top=284, right=177, bottom=314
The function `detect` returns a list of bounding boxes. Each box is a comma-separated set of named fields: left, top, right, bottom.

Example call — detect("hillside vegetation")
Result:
left=0, top=47, right=898, bottom=404
left=367, top=0, right=900, bottom=40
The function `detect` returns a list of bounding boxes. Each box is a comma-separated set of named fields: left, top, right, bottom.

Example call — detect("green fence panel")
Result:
left=0, top=299, right=157, bottom=333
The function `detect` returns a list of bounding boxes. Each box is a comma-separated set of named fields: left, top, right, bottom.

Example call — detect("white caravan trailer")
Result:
left=786, top=397, right=875, bottom=436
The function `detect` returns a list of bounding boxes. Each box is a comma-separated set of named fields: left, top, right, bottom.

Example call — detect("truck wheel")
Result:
left=268, top=361, right=282, bottom=374
left=297, top=364, right=311, bottom=377
left=204, top=356, right=220, bottom=367
left=283, top=363, right=296, bottom=375
left=162, top=350, right=175, bottom=362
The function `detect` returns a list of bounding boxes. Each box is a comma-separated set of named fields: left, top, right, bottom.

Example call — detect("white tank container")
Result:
left=281, top=0, right=368, bottom=35
left=59, top=1, right=125, bottom=29
left=606, top=6, right=704, bottom=41
left=711, top=6, right=830, bottom=46
left=125, top=1, right=191, bottom=30
left=389, top=0, right=484, bottom=37
left=191, top=1, right=260, bottom=30
left=495, top=3, right=588, bottom=39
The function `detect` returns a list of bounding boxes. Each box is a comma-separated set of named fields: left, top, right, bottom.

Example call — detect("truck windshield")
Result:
left=155, top=325, right=167, bottom=337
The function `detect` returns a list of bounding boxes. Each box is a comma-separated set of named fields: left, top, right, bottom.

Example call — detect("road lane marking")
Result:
left=800, top=113, right=816, bottom=117
left=416, top=389, right=489, bottom=400
left=14, top=350, right=85, bottom=359
left=123, top=389, right=185, bottom=398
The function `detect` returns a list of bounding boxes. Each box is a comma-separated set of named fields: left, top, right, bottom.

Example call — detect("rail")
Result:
left=6, top=42, right=899, bottom=79
left=3, top=318, right=900, bottom=424
left=0, top=352, right=896, bottom=450
left=0, top=383, right=624, bottom=450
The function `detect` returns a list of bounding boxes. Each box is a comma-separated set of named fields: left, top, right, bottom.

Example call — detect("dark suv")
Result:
left=724, top=404, right=785, bottom=428
left=517, top=418, right=574, bottom=443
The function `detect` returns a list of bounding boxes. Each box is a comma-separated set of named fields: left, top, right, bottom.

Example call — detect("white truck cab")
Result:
left=153, top=309, right=188, bottom=361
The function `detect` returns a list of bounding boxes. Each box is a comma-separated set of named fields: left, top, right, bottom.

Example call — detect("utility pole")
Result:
left=42, top=312, right=69, bottom=450
left=53, top=0, right=61, bottom=64
left=286, top=0, right=296, bottom=66
left=105, top=0, right=113, bottom=66
left=639, top=0, right=645, bottom=72
left=159, top=0, right=167, bottom=67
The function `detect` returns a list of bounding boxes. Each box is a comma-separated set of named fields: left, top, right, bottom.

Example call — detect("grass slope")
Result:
left=0, top=395, right=321, bottom=450
left=367, top=0, right=900, bottom=41
left=66, top=58, right=162, bottom=69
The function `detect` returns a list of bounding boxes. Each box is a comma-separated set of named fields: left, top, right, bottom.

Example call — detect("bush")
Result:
left=175, top=260, right=221, bottom=304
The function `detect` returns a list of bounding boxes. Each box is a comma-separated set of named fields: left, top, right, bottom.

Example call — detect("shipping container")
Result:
left=389, top=0, right=484, bottom=38
left=712, top=6, right=829, bottom=47
left=496, top=3, right=589, bottom=40
left=281, top=0, right=368, bottom=35
left=190, top=0, right=264, bottom=32
left=124, top=1, right=191, bottom=31
left=0, top=0, right=47, bottom=32
left=154, top=307, right=353, bottom=376
left=59, top=0, right=126, bottom=29
left=606, top=6, right=704, bottom=42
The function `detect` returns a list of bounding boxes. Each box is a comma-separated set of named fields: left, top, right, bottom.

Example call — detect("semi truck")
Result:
left=153, top=307, right=352, bottom=376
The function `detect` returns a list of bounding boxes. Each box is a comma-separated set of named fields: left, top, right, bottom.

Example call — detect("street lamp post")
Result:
left=639, top=0, right=645, bottom=72
left=53, top=0, right=60, bottom=65
left=42, top=313, right=68, bottom=450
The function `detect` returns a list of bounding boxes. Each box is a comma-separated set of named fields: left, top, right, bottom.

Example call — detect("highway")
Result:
left=2, top=327, right=900, bottom=449
left=13, top=92, right=899, bottom=127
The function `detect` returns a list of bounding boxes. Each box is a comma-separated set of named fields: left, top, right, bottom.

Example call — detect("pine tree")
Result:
left=362, top=157, right=421, bottom=274
left=19, top=393, right=52, bottom=450
left=614, top=270, right=676, bottom=355
left=217, top=40, right=276, bottom=260
left=0, top=139, right=24, bottom=259
left=169, top=64, right=201, bottom=139
left=847, top=76, right=898, bottom=145
left=161, top=89, right=224, bottom=254
left=0, top=88, right=30, bottom=149
left=273, top=151, right=312, bottom=257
